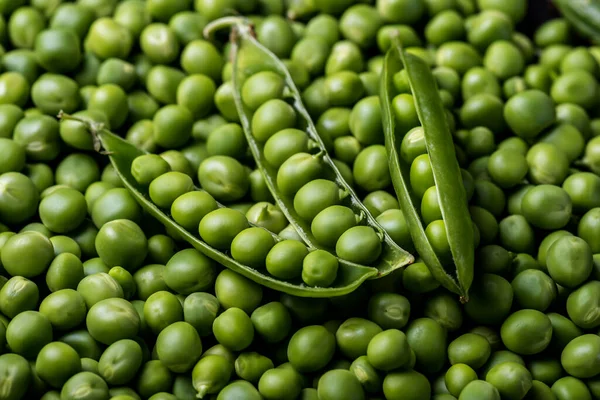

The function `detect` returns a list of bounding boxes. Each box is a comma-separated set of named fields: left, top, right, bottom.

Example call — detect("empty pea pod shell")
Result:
left=380, top=40, right=474, bottom=302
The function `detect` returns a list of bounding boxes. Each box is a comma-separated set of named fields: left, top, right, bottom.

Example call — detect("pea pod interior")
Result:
left=222, top=19, right=414, bottom=277
left=76, top=118, right=379, bottom=297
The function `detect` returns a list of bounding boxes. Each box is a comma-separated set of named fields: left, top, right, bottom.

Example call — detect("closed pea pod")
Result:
left=381, top=39, right=474, bottom=301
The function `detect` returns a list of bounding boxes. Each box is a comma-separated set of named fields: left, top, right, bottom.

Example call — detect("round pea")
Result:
left=566, top=280, right=600, bottom=329
left=164, top=248, right=217, bottom=295
left=337, top=226, right=383, bottom=265
left=215, top=269, right=263, bottom=314
left=265, top=240, right=308, bottom=280
left=288, top=325, right=336, bottom=373
left=198, top=156, right=249, bottom=203
left=60, top=371, right=110, bottom=400
left=95, top=219, right=147, bottom=272
left=302, top=249, right=339, bottom=287
left=500, top=309, right=553, bottom=355
left=485, top=362, right=533, bottom=400
left=199, top=208, right=250, bottom=251
left=213, top=307, right=254, bottom=352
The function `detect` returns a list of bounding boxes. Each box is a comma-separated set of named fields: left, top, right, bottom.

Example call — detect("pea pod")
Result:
left=58, top=113, right=378, bottom=298
left=205, top=18, right=414, bottom=278
left=554, top=0, right=600, bottom=43
left=381, top=41, right=474, bottom=302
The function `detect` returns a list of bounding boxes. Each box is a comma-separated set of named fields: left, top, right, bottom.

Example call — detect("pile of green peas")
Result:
left=2, top=0, right=600, bottom=399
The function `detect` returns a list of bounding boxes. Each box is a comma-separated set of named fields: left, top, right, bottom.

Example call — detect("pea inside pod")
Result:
left=217, top=17, right=413, bottom=277
left=381, top=40, right=474, bottom=301
left=57, top=112, right=377, bottom=298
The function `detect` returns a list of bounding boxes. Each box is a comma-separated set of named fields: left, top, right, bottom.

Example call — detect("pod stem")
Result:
left=203, top=16, right=257, bottom=44
left=56, top=110, right=111, bottom=155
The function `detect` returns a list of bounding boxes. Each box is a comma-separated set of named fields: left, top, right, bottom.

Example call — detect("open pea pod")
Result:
left=60, top=114, right=378, bottom=297
left=381, top=42, right=474, bottom=302
left=205, top=18, right=414, bottom=278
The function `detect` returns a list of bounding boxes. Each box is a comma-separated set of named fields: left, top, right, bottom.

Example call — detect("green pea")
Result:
left=498, top=214, right=535, bottom=254
left=487, top=149, right=528, bottom=188
left=82, top=258, right=110, bottom=276
left=551, top=70, right=598, bottom=110
left=97, top=339, right=143, bottom=386
left=148, top=171, right=193, bottom=210
left=39, top=288, right=87, bottom=332
left=191, top=354, right=234, bottom=398
left=13, top=114, right=60, bottom=161
left=126, top=91, right=159, bottom=123
left=447, top=333, right=491, bottom=369
left=566, top=280, right=600, bottom=329
left=1, top=230, right=54, bottom=278
left=460, top=94, right=505, bottom=134
left=521, top=184, right=572, bottom=230
left=170, top=191, right=217, bottom=233
left=244, top=202, right=285, bottom=234
left=95, top=219, right=148, bottom=272
left=444, top=364, right=477, bottom=397
left=265, top=240, right=307, bottom=280
left=425, top=219, right=453, bottom=261
left=146, top=65, right=185, bottom=106
left=485, top=362, right=533, bottom=400
left=405, top=318, right=447, bottom=375
left=258, top=367, right=303, bottom=400
left=136, top=360, right=173, bottom=399
left=262, top=129, right=308, bottom=169
left=288, top=325, right=335, bottom=373
left=230, top=227, right=275, bottom=269
left=424, top=10, right=465, bottom=47
left=461, top=67, right=501, bottom=101
left=504, top=90, right=556, bottom=139
left=164, top=248, right=217, bottom=295
left=213, top=307, right=254, bottom=352
left=215, top=269, right=263, bottom=314
left=500, top=309, right=553, bottom=355
left=546, top=236, right=593, bottom=288
left=310, top=205, right=357, bottom=248
left=235, top=352, right=274, bottom=384
left=534, top=18, right=571, bottom=47
left=337, top=226, right=382, bottom=265
left=199, top=208, right=249, bottom=251
left=301, top=249, right=338, bottom=287
left=0, top=276, right=39, bottom=319
left=436, top=41, right=482, bottom=75
left=366, top=329, right=411, bottom=372
left=482, top=40, right=525, bottom=80
left=402, top=261, right=440, bottom=293
left=130, top=155, right=170, bottom=187
left=183, top=292, right=219, bottom=337
left=472, top=180, right=505, bottom=218
left=353, top=145, right=391, bottom=192
left=155, top=321, right=202, bottom=374
left=142, top=290, right=183, bottom=335
left=248, top=302, right=292, bottom=346
left=132, top=265, right=167, bottom=302
left=410, top=154, right=435, bottom=199
left=511, top=270, right=557, bottom=312
left=551, top=376, right=592, bottom=400
left=87, top=83, right=129, bottom=129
